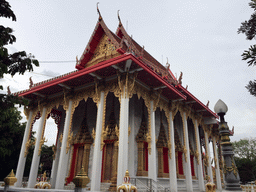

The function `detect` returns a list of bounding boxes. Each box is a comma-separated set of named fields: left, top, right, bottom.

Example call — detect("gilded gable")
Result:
left=85, top=34, right=121, bottom=68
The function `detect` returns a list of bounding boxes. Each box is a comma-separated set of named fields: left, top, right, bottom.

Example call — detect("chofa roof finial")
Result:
left=118, top=10, right=122, bottom=26
left=166, top=57, right=170, bottom=70
left=97, top=2, right=102, bottom=21
left=178, top=72, right=183, bottom=85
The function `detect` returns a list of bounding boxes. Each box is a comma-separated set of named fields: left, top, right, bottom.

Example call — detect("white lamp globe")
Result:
left=214, top=99, right=228, bottom=114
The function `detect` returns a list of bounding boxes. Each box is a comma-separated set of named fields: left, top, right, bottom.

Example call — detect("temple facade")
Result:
left=14, top=11, right=225, bottom=192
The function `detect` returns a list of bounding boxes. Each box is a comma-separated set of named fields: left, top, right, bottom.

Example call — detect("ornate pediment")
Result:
left=86, top=34, right=121, bottom=68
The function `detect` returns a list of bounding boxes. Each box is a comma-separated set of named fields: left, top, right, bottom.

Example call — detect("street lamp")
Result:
left=214, top=99, right=241, bottom=191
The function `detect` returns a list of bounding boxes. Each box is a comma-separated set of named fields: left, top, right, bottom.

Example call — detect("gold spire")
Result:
left=125, top=170, right=129, bottom=177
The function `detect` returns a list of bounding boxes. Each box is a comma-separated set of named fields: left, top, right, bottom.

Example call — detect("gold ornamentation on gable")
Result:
left=86, top=34, right=121, bottom=68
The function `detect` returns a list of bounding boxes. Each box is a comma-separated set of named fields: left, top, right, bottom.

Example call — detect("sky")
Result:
left=1, top=0, right=256, bottom=146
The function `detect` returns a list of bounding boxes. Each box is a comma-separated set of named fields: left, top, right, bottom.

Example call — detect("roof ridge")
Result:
left=115, top=18, right=177, bottom=84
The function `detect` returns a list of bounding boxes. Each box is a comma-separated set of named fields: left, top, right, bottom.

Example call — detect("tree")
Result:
left=0, top=0, right=39, bottom=107
left=238, top=0, right=256, bottom=97
left=0, top=107, right=25, bottom=180
left=232, top=138, right=256, bottom=183
left=40, top=145, right=54, bottom=176
left=0, top=0, right=39, bottom=179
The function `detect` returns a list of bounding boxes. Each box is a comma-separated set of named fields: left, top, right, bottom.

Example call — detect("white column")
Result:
left=55, top=100, right=73, bottom=189
left=50, top=139, right=61, bottom=188
left=194, top=120, right=205, bottom=191
left=15, top=110, right=34, bottom=187
left=168, top=112, right=177, bottom=192
left=212, top=136, right=222, bottom=191
left=117, top=93, right=129, bottom=186
left=27, top=107, right=47, bottom=188
left=90, top=92, right=105, bottom=192
left=182, top=112, right=193, bottom=192
left=148, top=101, right=157, bottom=183
left=204, top=131, right=213, bottom=182
left=128, top=98, right=135, bottom=177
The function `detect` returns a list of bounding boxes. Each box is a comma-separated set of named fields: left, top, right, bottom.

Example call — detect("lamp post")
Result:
left=214, top=99, right=241, bottom=191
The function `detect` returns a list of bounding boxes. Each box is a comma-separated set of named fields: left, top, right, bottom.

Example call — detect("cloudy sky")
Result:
left=1, top=0, right=256, bottom=146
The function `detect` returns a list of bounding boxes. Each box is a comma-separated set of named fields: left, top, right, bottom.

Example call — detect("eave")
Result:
left=17, top=54, right=216, bottom=119
left=17, top=54, right=186, bottom=102
left=177, top=85, right=218, bottom=118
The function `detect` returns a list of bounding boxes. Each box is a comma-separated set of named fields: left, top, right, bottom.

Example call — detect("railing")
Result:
left=241, top=184, right=256, bottom=192
left=130, top=178, right=170, bottom=192
left=130, top=178, right=150, bottom=191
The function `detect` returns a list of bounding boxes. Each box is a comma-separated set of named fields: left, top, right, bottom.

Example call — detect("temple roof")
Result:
left=15, top=12, right=218, bottom=119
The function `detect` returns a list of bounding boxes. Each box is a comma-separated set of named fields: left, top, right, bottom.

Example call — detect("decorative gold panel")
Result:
left=86, top=34, right=121, bottom=68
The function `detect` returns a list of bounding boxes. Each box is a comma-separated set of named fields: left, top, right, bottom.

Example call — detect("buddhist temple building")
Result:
left=14, top=10, right=226, bottom=192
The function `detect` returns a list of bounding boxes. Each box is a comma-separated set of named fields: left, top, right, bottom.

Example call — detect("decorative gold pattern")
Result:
left=153, top=90, right=162, bottom=112
left=38, top=106, right=52, bottom=156
left=73, top=166, right=90, bottom=188
left=86, top=34, right=121, bottom=68
left=52, top=145, right=57, bottom=160
left=24, top=109, right=39, bottom=157
left=4, top=170, right=17, bottom=186
left=101, top=92, right=107, bottom=151
left=66, top=132, right=74, bottom=154
left=38, top=137, right=47, bottom=156
left=59, top=134, right=63, bottom=143
left=91, top=128, right=96, bottom=146
left=224, top=159, right=238, bottom=178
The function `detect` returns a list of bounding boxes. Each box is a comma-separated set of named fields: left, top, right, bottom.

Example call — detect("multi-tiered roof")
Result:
left=16, top=10, right=217, bottom=119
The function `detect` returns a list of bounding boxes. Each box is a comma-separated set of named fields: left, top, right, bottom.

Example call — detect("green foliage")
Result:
left=0, top=0, right=39, bottom=180
left=232, top=138, right=256, bottom=183
left=0, top=106, right=25, bottom=180
left=246, top=80, right=256, bottom=97
left=234, top=157, right=256, bottom=183
left=0, top=0, right=39, bottom=92
left=238, top=0, right=256, bottom=96
left=233, top=138, right=256, bottom=160
left=24, top=143, right=54, bottom=178
left=40, top=145, right=54, bottom=175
